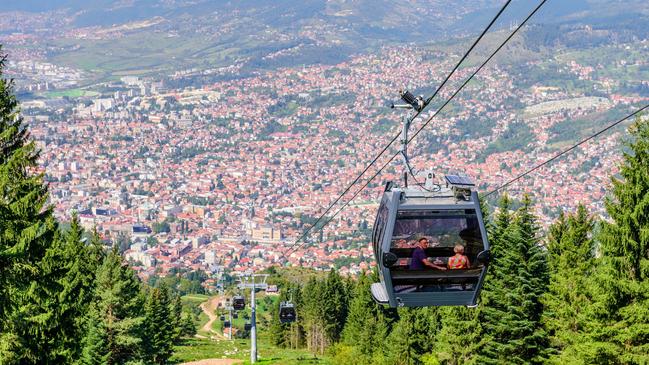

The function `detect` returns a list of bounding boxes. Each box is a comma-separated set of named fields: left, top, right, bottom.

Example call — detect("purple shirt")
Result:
left=409, top=247, right=426, bottom=270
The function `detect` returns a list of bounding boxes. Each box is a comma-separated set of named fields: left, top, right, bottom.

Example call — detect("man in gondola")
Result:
left=410, top=237, right=447, bottom=271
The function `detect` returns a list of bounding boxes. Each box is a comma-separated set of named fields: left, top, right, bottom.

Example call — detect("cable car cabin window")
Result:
left=372, top=202, right=390, bottom=262
left=389, top=210, right=485, bottom=293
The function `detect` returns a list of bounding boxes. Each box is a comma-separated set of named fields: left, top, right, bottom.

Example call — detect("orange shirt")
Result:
left=448, top=254, right=469, bottom=269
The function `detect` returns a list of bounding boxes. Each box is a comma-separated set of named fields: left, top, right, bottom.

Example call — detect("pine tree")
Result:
left=54, top=213, right=102, bottom=360
left=339, top=273, right=383, bottom=365
left=579, top=117, right=649, bottom=364
left=0, top=47, right=60, bottom=363
left=322, top=270, right=348, bottom=344
left=179, top=312, right=197, bottom=337
left=88, top=227, right=106, bottom=270
left=432, top=307, right=482, bottom=365
left=478, top=195, right=548, bottom=364
left=142, top=285, right=174, bottom=364
left=269, top=300, right=286, bottom=347
left=541, top=206, right=596, bottom=364
left=269, top=288, right=290, bottom=348
left=80, top=247, right=145, bottom=364
left=386, top=308, right=437, bottom=365
left=169, top=293, right=184, bottom=344
left=302, top=276, right=327, bottom=354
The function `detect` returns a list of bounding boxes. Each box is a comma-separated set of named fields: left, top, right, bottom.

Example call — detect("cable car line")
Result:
left=287, top=0, right=515, bottom=252
left=286, top=0, right=549, bottom=255
left=303, top=102, right=649, bottom=259
left=400, top=0, right=548, bottom=191
left=484, top=103, right=649, bottom=198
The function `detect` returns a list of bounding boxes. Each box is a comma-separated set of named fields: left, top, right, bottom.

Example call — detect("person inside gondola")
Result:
left=448, top=244, right=471, bottom=270
left=410, top=237, right=447, bottom=271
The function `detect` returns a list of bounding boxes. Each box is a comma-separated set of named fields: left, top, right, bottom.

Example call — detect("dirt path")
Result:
left=179, top=359, right=243, bottom=365
left=199, top=296, right=227, bottom=340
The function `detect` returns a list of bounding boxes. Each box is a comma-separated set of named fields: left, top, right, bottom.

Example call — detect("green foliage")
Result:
left=577, top=117, right=649, bottom=364
left=482, top=122, right=534, bottom=158
left=0, top=47, right=60, bottom=363
left=142, top=285, right=175, bottom=364
left=385, top=308, right=438, bottom=365
left=541, top=206, right=596, bottom=364
left=80, top=248, right=145, bottom=364
left=322, top=270, right=349, bottom=343
left=432, top=307, right=481, bottom=365
left=339, top=273, right=392, bottom=365
left=477, top=195, right=549, bottom=364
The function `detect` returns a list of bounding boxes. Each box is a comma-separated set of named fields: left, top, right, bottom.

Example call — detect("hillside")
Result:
left=3, top=0, right=649, bottom=83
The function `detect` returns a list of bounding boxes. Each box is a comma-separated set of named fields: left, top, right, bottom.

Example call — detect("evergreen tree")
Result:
left=169, top=293, right=184, bottom=344
left=55, top=213, right=101, bottom=360
left=142, top=285, right=174, bottom=364
left=322, top=270, right=348, bottom=344
left=386, top=308, right=437, bottom=365
left=302, top=276, right=327, bottom=354
left=269, top=289, right=290, bottom=348
left=88, top=227, right=106, bottom=270
left=478, top=195, right=548, bottom=364
left=579, top=117, right=649, bottom=364
left=0, top=47, right=60, bottom=363
left=339, top=273, right=385, bottom=365
left=432, top=307, right=481, bottom=365
left=179, top=312, right=197, bottom=338
left=542, top=206, right=596, bottom=364
left=80, top=247, right=145, bottom=364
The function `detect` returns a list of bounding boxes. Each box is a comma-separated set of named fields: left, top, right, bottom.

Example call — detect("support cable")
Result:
left=287, top=0, right=548, bottom=254
left=286, top=0, right=515, bottom=250
left=484, top=103, right=649, bottom=197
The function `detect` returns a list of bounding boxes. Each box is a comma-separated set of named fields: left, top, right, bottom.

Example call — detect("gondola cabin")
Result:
left=279, top=301, right=297, bottom=323
left=233, top=313, right=238, bottom=319
left=219, top=315, right=225, bottom=321
left=223, top=321, right=231, bottom=327
left=244, top=322, right=252, bottom=331
left=371, top=176, right=490, bottom=307
left=233, top=295, right=245, bottom=310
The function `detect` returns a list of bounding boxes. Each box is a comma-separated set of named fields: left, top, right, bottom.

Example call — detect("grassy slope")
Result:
left=173, top=293, right=330, bottom=365
left=48, top=32, right=249, bottom=82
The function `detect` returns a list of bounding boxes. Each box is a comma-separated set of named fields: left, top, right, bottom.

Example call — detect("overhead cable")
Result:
left=287, top=0, right=549, bottom=254
left=485, top=103, right=649, bottom=197
left=286, top=0, right=515, bottom=250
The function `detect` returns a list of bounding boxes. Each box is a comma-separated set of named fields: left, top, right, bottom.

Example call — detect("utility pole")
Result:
left=228, top=305, right=232, bottom=340
left=237, top=272, right=267, bottom=364
left=250, top=274, right=257, bottom=364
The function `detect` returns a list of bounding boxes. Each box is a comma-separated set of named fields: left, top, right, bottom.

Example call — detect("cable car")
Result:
left=233, top=295, right=245, bottom=310
left=279, top=301, right=297, bottom=323
left=370, top=175, right=490, bottom=307
left=244, top=322, right=252, bottom=331
left=233, top=313, right=238, bottom=319
left=223, top=320, right=231, bottom=327
left=219, top=315, right=225, bottom=321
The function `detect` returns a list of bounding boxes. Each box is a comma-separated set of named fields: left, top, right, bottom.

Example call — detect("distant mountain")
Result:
left=3, top=0, right=649, bottom=81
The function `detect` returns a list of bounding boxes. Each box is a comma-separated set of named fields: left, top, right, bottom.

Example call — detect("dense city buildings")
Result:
left=4, top=16, right=649, bottom=280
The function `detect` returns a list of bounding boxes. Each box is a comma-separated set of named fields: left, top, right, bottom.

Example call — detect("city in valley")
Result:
left=3, top=1, right=649, bottom=285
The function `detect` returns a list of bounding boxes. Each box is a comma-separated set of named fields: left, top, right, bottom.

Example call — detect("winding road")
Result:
left=199, top=296, right=227, bottom=340
left=179, top=296, right=243, bottom=365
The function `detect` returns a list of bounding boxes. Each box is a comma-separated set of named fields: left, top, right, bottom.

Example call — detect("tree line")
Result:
left=0, top=49, right=194, bottom=364
left=268, top=116, right=649, bottom=364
